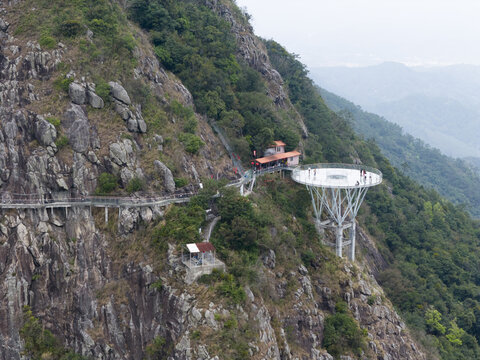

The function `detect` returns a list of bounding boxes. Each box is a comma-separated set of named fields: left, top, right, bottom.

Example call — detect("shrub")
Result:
left=198, top=269, right=246, bottom=304
left=58, top=20, right=83, bottom=37
left=89, top=18, right=116, bottom=37
left=178, top=133, right=204, bottom=154
left=20, top=306, right=86, bottom=359
left=183, top=117, right=198, bottom=134
left=323, top=304, right=367, bottom=358
left=95, top=79, right=111, bottom=102
left=126, top=177, right=144, bottom=193
left=46, top=116, right=61, bottom=130
left=301, top=250, right=318, bottom=269
left=367, top=295, right=376, bottom=306
left=39, top=34, right=56, bottom=49
left=150, top=279, right=162, bottom=291
left=96, top=173, right=118, bottom=194
left=145, top=336, right=172, bottom=360
left=154, top=46, right=173, bottom=68
left=174, top=177, right=188, bottom=188
left=216, top=273, right=246, bottom=304
left=55, top=135, right=69, bottom=150
left=54, top=76, right=74, bottom=93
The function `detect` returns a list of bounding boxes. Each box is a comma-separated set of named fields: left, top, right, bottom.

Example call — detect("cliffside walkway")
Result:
left=0, top=193, right=192, bottom=210
left=0, top=165, right=293, bottom=212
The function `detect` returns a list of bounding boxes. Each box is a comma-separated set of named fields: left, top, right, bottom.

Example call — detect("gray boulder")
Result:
left=0, top=18, right=9, bottom=32
left=154, top=134, right=164, bottom=144
left=109, top=143, right=127, bottom=166
left=262, top=249, right=276, bottom=269
left=68, top=82, right=86, bottom=105
left=109, top=139, right=134, bottom=167
left=154, top=160, right=175, bottom=193
left=127, top=119, right=138, bottom=132
left=114, top=101, right=131, bottom=120
left=138, top=118, right=147, bottom=133
left=87, top=91, right=104, bottom=109
left=35, top=116, right=57, bottom=146
left=108, top=81, right=131, bottom=105
left=63, top=104, right=90, bottom=153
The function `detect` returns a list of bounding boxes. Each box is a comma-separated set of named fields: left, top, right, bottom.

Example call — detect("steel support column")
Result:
left=349, top=221, right=356, bottom=261
left=305, top=185, right=369, bottom=261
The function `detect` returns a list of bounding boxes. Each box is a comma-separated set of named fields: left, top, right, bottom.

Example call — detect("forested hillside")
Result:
left=265, top=40, right=480, bottom=359
left=319, top=87, right=480, bottom=218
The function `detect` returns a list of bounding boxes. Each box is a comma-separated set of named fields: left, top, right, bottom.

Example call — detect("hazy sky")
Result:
left=235, top=0, right=480, bottom=68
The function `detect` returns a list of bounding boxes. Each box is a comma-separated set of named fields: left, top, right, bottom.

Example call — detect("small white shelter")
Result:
left=182, top=242, right=225, bottom=283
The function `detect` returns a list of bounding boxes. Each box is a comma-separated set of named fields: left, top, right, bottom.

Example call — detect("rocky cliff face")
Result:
left=0, top=1, right=427, bottom=360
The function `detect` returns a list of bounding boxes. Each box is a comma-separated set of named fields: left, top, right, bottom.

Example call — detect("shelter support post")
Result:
left=105, top=207, right=108, bottom=224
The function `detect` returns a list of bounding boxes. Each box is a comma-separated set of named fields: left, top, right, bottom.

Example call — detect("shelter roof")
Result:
left=272, top=140, right=286, bottom=146
left=256, top=151, right=301, bottom=164
left=186, top=242, right=216, bottom=253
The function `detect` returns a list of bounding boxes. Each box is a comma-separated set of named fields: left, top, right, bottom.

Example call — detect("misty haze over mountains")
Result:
left=310, top=62, right=480, bottom=160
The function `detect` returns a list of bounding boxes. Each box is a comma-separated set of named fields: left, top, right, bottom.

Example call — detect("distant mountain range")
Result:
left=310, top=62, right=480, bottom=160
left=318, top=86, right=480, bottom=217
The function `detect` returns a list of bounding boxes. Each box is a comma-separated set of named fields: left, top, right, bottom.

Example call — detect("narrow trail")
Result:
left=203, top=216, right=221, bottom=242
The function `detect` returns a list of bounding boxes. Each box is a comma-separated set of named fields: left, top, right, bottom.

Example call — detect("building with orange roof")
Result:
left=254, top=140, right=301, bottom=168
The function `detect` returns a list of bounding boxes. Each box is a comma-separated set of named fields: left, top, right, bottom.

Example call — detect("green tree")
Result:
left=446, top=319, right=466, bottom=346
left=426, top=307, right=446, bottom=335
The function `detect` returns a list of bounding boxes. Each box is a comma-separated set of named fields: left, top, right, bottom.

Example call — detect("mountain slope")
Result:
left=1, top=1, right=480, bottom=360
left=310, top=62, right=480, bottom=159
left=319, top=87, right=480, bottom=218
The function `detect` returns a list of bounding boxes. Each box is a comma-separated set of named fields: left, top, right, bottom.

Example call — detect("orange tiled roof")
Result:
left=272, top=140, right=286, bottom=146
left=255, top=151, right=301, bottom=164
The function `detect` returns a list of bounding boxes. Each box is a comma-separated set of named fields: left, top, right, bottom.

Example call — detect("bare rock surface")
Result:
left=68, top=82, right=86, bottom=105
left=109, top=81, right=131, bottom=105
left=63, top=104, right=90, bottom=153
left=154, top=160, right=175, bottom=193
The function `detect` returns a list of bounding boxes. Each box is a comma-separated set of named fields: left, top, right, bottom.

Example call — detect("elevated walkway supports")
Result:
left=306, top=184, right=368, bottom=261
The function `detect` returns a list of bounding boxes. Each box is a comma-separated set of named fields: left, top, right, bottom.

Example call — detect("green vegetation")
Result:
left=266, top=40, right=356, bottom=163
left=126, top=177, right=144, bottom=193
left=53, top=76, right=74, bottom=93
left=46, top=116, right=61, bottom=129
left=145, top=336, right=172, bottom=360
left=150, top=279, right=163, bottom=291
left=55, top=135, right=69, bottom=150
left=323, top=301, right=367, bottom=358
left=15, top=0, right=138, bottom=92
left=319, top=87, right=480, bottom=218
left=39, top=34, right=56, bottom=49
left=265, top=40, right=480, bottom=359
left=96, top=173, right=118, bottom=194
left=20, top=306, right=86, bottom=360
left=199, top=269, right=246, bottom=305
left=178, top=133, right=204, bottom=154
left=174, top=177, right=189, bottom=188
left=15, top=1, right=480, bottom=358
left=95, top=79, right=111, bottom=102
left=128, top=0, right=300, bottom=159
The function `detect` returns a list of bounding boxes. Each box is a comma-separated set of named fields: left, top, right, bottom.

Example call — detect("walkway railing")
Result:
left=0, top=192, right=193, bottom=209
